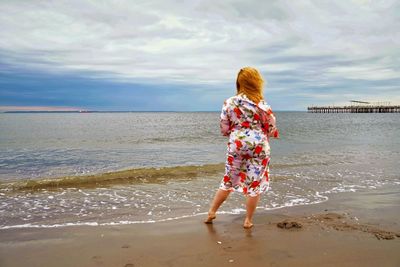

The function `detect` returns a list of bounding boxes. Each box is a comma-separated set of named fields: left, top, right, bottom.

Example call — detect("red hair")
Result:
left=236, top=67, right=264, bottom=104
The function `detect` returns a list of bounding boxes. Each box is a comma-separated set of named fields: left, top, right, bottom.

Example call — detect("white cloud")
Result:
left=0, top=0, right=399, bottom=104
left=328, top=65, right=399, bottom=81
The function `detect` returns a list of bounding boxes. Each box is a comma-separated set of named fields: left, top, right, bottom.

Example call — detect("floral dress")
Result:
left=219, top=93, right=279, bottom=197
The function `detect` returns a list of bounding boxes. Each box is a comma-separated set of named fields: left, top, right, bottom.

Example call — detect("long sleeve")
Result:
left=265, top=109, right=279, bottom=138
left=220, top=100, right=231, bottom=137
left=260, top=108, right=279, bottom=139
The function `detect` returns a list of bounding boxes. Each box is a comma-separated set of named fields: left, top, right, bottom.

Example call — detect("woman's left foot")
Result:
left=204, top=212, right=216, bottom=224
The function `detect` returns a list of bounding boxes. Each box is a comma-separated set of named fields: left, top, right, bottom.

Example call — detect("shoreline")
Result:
left=0, top=196, right=330, bottom=230
left=1, top=189, right=399, bottom=267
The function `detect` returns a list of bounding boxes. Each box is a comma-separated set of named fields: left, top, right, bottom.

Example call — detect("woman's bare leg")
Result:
left=204, top=189, right=230, bottom=223
left=243, top=194, right=260, bottom=228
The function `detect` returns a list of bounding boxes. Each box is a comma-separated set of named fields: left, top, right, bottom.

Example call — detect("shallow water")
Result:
left=0, top=112, right=399, bottom=228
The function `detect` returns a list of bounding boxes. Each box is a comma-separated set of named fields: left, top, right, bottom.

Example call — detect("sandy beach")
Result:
left=1, top=188, right=399, bottom=267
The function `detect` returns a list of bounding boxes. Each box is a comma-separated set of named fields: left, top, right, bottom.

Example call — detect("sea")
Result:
left=0, top=112, right=399, bottom=229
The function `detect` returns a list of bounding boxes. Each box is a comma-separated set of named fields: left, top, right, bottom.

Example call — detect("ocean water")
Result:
left=0, top=112, right=399, bottom=229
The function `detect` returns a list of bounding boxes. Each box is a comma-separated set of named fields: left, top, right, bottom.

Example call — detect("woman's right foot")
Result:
left=204, top=212, right=216, bottom=224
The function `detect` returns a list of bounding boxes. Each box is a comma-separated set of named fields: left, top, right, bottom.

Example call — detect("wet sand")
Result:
left=1, top=190, right=399, bottom=267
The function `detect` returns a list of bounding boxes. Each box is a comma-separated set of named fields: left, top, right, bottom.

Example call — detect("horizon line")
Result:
left=0, top=110, right=304, bottom=113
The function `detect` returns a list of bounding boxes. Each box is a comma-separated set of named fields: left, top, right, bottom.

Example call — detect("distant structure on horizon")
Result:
left=308, top=100, right=400, bottom=113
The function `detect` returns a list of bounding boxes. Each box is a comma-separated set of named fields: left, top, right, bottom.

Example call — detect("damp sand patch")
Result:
left=276, top=212, right=400, bottom=240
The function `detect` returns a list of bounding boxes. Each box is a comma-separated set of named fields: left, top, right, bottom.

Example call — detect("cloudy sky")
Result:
left=0, top=0, right=399, bottom=111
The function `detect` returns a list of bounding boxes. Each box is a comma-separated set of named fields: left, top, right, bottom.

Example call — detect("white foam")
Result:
left=0, top=196, right=331, bottom=230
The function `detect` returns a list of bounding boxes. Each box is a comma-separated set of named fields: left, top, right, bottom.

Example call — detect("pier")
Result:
left=308, top=101, right=400, bottom=113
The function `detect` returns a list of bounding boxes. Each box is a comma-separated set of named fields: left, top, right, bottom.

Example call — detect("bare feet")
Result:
left=204, top=212, right=216, bottom=224
left=243, top=223, right=254, bottom=229
left=243, top=219, right=254, bottom=229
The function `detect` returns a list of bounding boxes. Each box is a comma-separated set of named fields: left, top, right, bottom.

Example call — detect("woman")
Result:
left=204, top=67, right=279, bottom=229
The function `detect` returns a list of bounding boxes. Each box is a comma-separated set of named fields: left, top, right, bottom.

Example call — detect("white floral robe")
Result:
left=219, top=93, right=279, bottom=197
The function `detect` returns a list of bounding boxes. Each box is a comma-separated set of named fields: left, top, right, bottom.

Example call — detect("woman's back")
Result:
left=220, top=93, right=279, bottom=140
